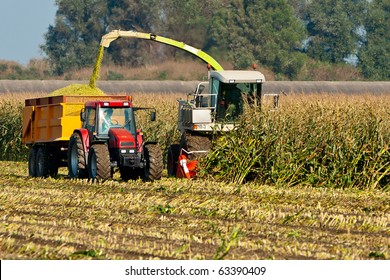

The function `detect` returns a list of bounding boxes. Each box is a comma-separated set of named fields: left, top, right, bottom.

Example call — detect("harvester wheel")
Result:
left=180, top=132, right=211, bottom=160
left=142, top=144, right=163, bottom=181
left=167, top=144, right=180, bottom=177
left=120, top=167, right=140, bottom=181
left=88, top=144, right=111, bottom=181
left=28, top=146, right=39, bottom=177
left=68, top=133, right=88, bottom=178
left=36, top=146, right=50, bottom=177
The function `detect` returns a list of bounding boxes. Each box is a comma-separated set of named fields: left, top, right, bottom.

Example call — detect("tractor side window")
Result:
left=124, top=108, right=136, bottom=136
left=85, top=108, right=96, bottom=132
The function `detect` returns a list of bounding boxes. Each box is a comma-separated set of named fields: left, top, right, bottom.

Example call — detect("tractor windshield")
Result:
left=98, top=107, right=136, bottom=136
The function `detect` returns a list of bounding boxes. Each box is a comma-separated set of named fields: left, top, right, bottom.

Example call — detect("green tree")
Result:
left=358, top=0, right=390, bottom=80
left=41, top=0, right=108, bottom=75
left=106, top=0, right=222, bottom=66
left=287, top=0, right=309, bottom=19
left=105, top=0, right=160, bottom=66
left=158, top=0, right=222, bottom=53
left=210, top=0, right=307, bottom=78
left=304, top=0, right=367, bottom=63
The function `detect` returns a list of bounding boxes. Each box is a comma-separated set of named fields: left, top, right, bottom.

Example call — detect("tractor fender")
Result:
left=141, top=141, right=159, bottom=159
left=142, top=141, right=158, bottom=149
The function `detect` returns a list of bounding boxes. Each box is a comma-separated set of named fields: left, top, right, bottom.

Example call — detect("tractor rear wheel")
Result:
left=167, top=144, right=180, bottom=177
left=68, top=133, right=88, bottom=178
left=142, top=144, right=163, bottom=181
left=88, top=144, right=111, bottom=181
left=180, top=132, right=211, bottom=160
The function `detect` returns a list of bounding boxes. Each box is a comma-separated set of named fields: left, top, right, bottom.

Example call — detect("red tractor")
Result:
left=68, top=96, right=163, bottom=181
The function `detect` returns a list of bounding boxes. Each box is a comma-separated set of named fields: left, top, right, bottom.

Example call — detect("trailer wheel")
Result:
left=28, top=146, right=39, bottom=177
left=142, top=144, right=163, bottom=181
left=180, top=132, right=211, bottom=160
left=167, top=144, right=180, bottom=177
left=48, top=148, right=59, bottom=178
left=36, top=146, right=50, bottom=177
left=68, top=133, right=88, bottom=178
left=88, top=144, right=111, bottom=181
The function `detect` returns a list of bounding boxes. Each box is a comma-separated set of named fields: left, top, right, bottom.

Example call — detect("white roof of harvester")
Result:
left=210, top=70, right=265, bottom=83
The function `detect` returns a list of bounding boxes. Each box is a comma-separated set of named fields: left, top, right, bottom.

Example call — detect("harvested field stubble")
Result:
left=0, top=161, right=389, bottom=260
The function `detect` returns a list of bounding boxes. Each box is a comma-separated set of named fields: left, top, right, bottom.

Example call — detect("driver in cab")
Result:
left=101, top=108, right=113, bottom=133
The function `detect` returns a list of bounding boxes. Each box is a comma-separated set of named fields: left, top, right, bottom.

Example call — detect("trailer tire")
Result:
left=36, top=146, right=50, bottom=177
left=48, top=148, right=59, bottom=178
left=28, top=146, right=39, bottom=177
left=88, top=144, right=111, bottom=181
left=68, top=133, right=88, bottom=178
left=142, top=144, right=163, bottom=181
left=167, top=144, right=180, bottom=177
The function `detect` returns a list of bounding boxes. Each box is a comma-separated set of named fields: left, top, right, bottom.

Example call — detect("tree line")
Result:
left=41, top=0, right=389, bottom=80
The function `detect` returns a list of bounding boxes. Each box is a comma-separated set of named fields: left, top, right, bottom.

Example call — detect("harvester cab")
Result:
left=178, top=70, right=266, bottom=133
left=69, top=96, right=162, bottom=182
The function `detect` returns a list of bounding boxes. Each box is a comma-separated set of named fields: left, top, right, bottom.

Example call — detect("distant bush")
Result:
left=0, top=61, right=45, bottom=80
left=0, top=58, right=367, bottom=81
left=107, top=70, right=124, bottom=80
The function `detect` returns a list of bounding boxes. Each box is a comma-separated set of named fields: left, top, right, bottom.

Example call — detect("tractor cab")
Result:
left=81, top=100, right=136, bottom=139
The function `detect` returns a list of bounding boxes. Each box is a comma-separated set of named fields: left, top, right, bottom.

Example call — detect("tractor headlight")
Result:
left=121, top=149, right=136, bottom=154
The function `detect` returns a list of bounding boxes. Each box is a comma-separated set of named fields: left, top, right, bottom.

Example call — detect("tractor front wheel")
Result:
left=88, top=144, right=111, bottom=181
left=142, top=144, right=163, bottom=181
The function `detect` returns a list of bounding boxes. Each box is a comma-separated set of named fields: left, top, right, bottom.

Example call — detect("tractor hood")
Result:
left=108, top=128, right=136, bottom=148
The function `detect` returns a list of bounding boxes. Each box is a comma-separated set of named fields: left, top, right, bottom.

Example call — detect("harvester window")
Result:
left=210, top=78, right=220, bottom=108
left=217, top=83, right=244, bottom=121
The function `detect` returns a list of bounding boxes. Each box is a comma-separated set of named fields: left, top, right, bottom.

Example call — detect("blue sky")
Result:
left=0, top=0, right=57, bottom=65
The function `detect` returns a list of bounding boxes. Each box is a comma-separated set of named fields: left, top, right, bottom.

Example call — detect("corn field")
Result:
left=203, top=94, right=390, bottom=189
left=0, top=91, right=389, bottom=259
left=0, top=97, right=28, bottom=161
